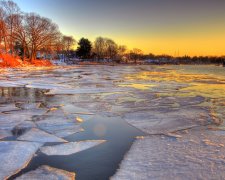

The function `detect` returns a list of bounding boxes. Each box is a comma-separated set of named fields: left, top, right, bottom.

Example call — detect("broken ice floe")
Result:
left=16, top=165, right=75, bottom=180
left=45, top=88, right=127, bottom=95
left=0, top=103, right=20, bottom=112
left=112, top=130, right=225, bottom=180
left=123, top=107, right=210, bottom=134
left=0, top=114, right=29, bottom=131
left=36, top=116, right=84, bottom=138
left=0, top=141, right=42, bottom=179
left=0, top=129, right=12, bottom=139
left=62, top=104, right=94, bottom=115
left=41, top=140, right=106, bottom=156
left=12, top=121, right=36, bottom=136
left=17, top=128, right=67, bottom=143
left=15, top=102, right=42, bottom=110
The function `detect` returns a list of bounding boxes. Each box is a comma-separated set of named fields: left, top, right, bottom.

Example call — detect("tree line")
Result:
left=0, top=0, right=144, bottom=63
left=1, top=0, right=224, bottom=65
left=0, top=0, right=77, bottom=62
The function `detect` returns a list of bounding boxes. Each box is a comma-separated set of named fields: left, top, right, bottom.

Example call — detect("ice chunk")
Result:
left=16, top=165, right=75, bottom=180
left=112, top=131, right=225, bottom=180
left=0, top=114, right=28, bottom=131
left=15, top=102, right=42, bottom=110
left=45, top=88, right=127, bottom=95
left=123, top=107, right=210, bottom=134
left=0, top=129, right=12, bottom=139
left=41, top=140, right=106, bottom=156
left=17, top=128, right=67, bottom=143
left=36, top=116, right=84, bottom=138
left=25, top=83, right=65, bottom=90
left=12, top=121, right=36, bottom=136
left=0, top=141, right=42, bottom=179
left=0, top=103, right=20, bottom=112
left=3, top=109, right=46, bottom=116
left=0, top=81, right=26, bottom=87
left=62, top=104, right=94, bottom=115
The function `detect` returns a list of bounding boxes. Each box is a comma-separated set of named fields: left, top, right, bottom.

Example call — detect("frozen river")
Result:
left=0, top=65, right=224, bottom=180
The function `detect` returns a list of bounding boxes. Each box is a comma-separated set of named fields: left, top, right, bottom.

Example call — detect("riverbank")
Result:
left=0, top=54, right=53, bottom=68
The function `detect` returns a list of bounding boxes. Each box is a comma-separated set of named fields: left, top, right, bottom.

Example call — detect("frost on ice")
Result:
left=17, top=128, right=67, bottom=143
left=0, top=141, right=42, bottom=180
left=16, top=165, right=75, bottom=180
left=41, top=140, right=106, bottom=156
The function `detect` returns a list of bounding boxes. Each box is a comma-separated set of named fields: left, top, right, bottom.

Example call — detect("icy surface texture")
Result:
left=16, top=165, right=75, bottom=180
left=35, top=115, right=83, bottom=138
left=112, top=129, right=225, bottom=180
left=0, top=141, right=42, bottom=179
left=0, top=65, right=224, bottom=179
left=41, top=140, right=106, bottom=156
left=17, top=128, right=67, bottom=143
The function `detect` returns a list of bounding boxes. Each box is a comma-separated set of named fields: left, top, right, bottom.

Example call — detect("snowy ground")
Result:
left=0, top=65, right=224, bottom=179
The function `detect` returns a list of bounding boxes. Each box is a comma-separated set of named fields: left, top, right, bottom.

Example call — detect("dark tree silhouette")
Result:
left=76, top=38, right=92, bottom=59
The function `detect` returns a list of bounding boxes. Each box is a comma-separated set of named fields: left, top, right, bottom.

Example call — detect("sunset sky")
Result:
left=14, top=0, right=225, bottom=56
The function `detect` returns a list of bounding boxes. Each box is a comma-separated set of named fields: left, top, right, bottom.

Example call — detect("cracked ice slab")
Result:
left=41, top=140, right=106, bottom=156
left=123, top=107, right=210, bottom=134
left=16, top=165, right=75, bottom=180
left=17, top=128, right=67, bottom=143
left=0, top=141, right=42, bottom=179
left=0, top=103, right=20, bottom=112
left=36, top=116, right=84, bottom=138
left=112, top=130, right=225, bottom=180
left=45, top=88, right=127, bottom=95
left=0, top=129, right=12, bottom=139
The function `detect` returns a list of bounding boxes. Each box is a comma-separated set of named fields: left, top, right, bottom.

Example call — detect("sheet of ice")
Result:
left=112, top=130, right=225, bottom=180
left=41, top=140, right=106, bottom=156
left=0, top=114, right=29, bottom=130
left=123, top=107, right=210, bottom=134
left=15, top=102, right=42, bottom=110
left=25, top=83, right=67, bottom=90
left=0, top=103, right=20, bottom=112
left=62, top=104, right=94, bottom=115
left=36, top=115, right=84, bottom=138
left=0, top=141, right=42, bottom=179
left=17, top=128, right=67, bottom=143
left=0, top=129, right=12, bottom=139
left=16, top=165, right=75, bottom=180
left=45, top=88, right=127, bottom=95
left=0, top=81, right=26, bottom=87
left=12, top=121, right=37, bottom=136
left=3, top=109, right=46, bottom=116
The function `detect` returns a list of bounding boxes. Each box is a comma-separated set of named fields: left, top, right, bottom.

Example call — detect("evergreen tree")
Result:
left=76, top=38, right=92, bottom=59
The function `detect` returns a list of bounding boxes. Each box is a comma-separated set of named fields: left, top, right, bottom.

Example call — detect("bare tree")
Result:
left=61, top=35, right=76, bottom=60
left=130, top=48, right=143, bottom=64
left=1, top=0, right=20, bottom=54
left=12, top=13, right=28, bottom=60
left=94, top=37, right=118, bottom=60
left=93, top=37, right=106, bottom=60
left=105, top=38, right=118, bottom=59
left=118, top=45, right=127, bottom=63
left=0, top=7, right=7, bottom=52
left=25, top=13, right=61, bottom=61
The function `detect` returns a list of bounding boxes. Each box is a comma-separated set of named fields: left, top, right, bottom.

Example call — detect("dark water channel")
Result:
left=0, top=87, right=144, bottom=180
